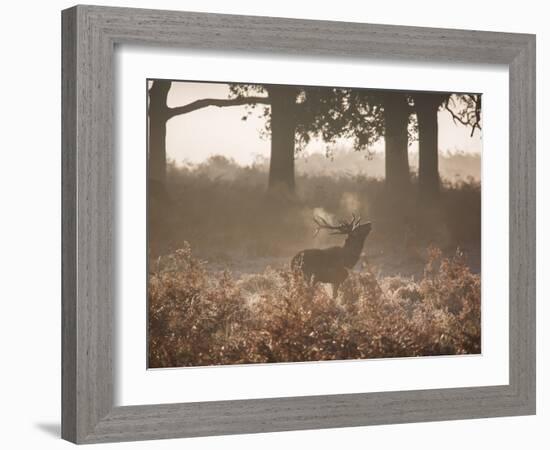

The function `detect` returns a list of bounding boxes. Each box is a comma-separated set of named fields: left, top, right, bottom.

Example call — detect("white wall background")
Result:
left=0, top=0, right=545, bottom=448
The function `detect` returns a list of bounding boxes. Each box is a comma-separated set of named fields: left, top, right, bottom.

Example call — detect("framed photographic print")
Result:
left=61, top=5, right=536, bottom=444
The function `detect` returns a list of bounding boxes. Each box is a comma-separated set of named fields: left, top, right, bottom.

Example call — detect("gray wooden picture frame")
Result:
left=61, top=4, right=536, bottom=444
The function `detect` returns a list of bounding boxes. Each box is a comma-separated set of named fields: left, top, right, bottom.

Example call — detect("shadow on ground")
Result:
left=35, top=422, right=60, bottom=438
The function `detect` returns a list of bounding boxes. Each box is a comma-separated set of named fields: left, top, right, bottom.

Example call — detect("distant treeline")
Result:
left=172, top=150, right=481, bottom=183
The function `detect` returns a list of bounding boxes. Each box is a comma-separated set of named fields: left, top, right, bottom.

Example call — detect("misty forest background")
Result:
left=147, top=80, right=482, bottom=367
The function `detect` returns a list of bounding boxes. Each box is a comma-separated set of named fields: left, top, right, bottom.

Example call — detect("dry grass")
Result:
left=148, top=244, right=481, bottom=368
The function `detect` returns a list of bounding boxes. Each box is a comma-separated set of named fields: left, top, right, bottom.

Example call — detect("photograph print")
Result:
left=147, top=79, right=482, bottom=368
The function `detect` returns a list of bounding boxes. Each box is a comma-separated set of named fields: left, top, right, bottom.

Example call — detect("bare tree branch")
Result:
left=469, top=94, right=482, bottom=137
left=166, top=96, right=271, bottom=119
left=444, top=95, right=482, bottom=137
left=444, top=97, right=470, bottom=126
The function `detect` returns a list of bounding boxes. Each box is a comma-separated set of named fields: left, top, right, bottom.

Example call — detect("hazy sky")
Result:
left=162, top=81, right=482, bottom=166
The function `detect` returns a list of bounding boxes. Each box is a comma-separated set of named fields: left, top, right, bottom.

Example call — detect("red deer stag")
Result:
left=291, top=214, right=372, bottom=298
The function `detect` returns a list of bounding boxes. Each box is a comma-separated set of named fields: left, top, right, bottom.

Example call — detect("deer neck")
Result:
left=342, top=234, right=366, bottom=268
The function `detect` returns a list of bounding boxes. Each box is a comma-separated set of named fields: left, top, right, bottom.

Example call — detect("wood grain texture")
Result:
left=61, top=4, right=536, bottom=444
left=62, top=5, right=115, bottom=442
left=61, top=6, right=77, bottom=443
left=508, top=36, right=536, bottom=409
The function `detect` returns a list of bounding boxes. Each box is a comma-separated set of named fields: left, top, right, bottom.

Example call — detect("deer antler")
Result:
left=314, top=214, right=362, bottom=235
left=313, top=215, right=342, bottom=235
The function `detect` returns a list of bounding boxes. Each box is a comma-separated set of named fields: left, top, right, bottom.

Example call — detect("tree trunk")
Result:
left=266, top=86, right=297, bottom=192
left=383, top=93, right=411, bottom=194
left=148, top=80, right=172, bottom=186
left=415, top=93, right=444, bottom=202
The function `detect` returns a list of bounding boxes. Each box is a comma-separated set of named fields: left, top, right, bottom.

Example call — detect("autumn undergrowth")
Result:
left=148, top=244, right=481, bottom=368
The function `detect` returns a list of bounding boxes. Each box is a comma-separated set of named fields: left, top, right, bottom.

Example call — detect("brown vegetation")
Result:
left=148, top=244, right=481, bottom=368
left=147, top=156, right=481, bottom=367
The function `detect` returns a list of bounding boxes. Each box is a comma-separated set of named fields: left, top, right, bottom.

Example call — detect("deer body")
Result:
left=292, top=217, right=372, bottom=297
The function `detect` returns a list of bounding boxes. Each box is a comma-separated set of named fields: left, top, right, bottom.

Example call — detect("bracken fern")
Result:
left=148, top=243, right=480, bottom=368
